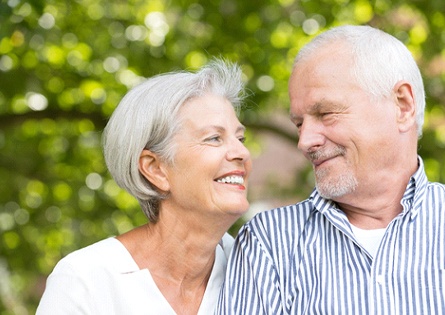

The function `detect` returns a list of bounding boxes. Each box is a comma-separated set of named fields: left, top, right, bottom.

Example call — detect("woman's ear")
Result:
left=393, top=81, right=416, bottom=133
left=139, top=150, right=170, bottom=192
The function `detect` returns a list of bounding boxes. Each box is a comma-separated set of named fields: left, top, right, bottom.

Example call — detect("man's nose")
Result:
left=297, top=119, right=326, bottom=153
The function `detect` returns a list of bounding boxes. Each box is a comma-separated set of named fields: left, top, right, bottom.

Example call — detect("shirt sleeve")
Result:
left=216, top=219, right=284, bottom=315
left=36, top=259, right=93, bottom=315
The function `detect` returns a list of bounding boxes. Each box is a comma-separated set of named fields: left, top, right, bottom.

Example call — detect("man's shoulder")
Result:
left=235, top=199, right=316, bottom=259
left=254, top=199, right=314, bottom=222
left=419, top=180, right=445, bottom=201
left=424, top=181, right=445, bottom=202
left=243, top=199, right=315, bottom=238
left=428, top=181, right=445, bottom=190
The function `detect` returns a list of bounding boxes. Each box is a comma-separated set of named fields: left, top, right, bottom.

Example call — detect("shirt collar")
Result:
left=406, top=156, right=428, bottom=220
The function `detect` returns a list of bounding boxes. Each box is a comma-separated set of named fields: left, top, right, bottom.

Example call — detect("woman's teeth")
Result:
left=216, top=176, right=244, bottom=184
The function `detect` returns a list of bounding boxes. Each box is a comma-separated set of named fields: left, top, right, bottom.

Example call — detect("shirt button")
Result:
left=376, top=274, right=385, bottom=284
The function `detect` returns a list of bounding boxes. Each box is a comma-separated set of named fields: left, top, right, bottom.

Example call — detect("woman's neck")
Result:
left=116, top=215, right=229, bottom=315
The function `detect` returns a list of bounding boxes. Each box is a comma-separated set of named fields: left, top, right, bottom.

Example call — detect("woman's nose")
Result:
left=227, top=138, right=251, bottom=162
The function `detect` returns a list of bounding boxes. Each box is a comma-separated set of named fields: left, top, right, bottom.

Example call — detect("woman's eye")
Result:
left=238, top=136, right=246, bottom=143
left=207, top=135, right=221, bottom=142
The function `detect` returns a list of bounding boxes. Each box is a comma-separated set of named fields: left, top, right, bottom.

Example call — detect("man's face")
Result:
left=289, top=44, right=400, bottom=202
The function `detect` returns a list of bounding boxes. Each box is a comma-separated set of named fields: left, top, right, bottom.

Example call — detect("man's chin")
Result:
left=315, top=177, right=358, bottom=199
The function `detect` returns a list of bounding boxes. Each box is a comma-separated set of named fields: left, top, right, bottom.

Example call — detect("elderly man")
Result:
left=217, top=25, right=445, bottom=314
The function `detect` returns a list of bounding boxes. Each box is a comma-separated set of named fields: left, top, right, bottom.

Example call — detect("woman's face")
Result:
left=162, top=93, right=252, bottom=220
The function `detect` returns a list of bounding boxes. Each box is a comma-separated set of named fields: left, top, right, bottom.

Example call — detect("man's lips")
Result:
left=312, top=156, right=335, bottom=167
left=308, top=146, right=346, bottom=167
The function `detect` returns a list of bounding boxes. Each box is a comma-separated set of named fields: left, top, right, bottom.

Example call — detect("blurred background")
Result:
left=1, top=0, right=445, bottom=313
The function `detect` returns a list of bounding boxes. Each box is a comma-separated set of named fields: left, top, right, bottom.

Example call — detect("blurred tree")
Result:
left=1, top=0, right=445, bottom=313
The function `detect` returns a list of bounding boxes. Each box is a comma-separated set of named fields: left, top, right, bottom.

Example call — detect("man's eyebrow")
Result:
left=308, top=101, right=336, bottom=114
left=309, top=101, right=348, bottom=115
left=237, top=125, right=246, bottom=133
left=290, top=112, right=300, bottom=123
left=290, top=101, right=347, bottom=122
left=310, top=102, right=324, bottom=113
left=316, top=101, right=350, bottom=112
left=290, top=102, right=323, bottom=121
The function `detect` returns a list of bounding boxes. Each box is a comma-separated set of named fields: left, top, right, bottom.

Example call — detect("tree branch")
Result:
left=0, top=109, right=298, bottom=144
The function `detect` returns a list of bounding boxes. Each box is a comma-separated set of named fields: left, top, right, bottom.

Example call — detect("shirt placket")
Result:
left=369, top=216, right=401, bottom=314
left=320, top=206, right=373, bottom=314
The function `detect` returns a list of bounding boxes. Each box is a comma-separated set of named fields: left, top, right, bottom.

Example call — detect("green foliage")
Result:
left=1, top=0, right=445, bottom=313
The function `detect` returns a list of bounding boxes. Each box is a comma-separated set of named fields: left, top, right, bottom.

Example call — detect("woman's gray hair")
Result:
left=294, top=25, right=426, bottom=137
left=102, top=58, right=246, bottom=222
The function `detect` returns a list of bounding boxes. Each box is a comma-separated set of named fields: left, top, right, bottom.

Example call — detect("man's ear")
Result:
left=393, top=81, right=416, bottom=133
left=139, top=149, right=170, bottom=192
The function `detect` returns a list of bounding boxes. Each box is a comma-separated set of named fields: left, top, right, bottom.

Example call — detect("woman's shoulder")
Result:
left=62, top=237, right=121, bottom=261
left=52, top=237, right=136, bottom=275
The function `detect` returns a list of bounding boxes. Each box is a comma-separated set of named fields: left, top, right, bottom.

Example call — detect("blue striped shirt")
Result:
left=217, top=157, right=445, bottom=314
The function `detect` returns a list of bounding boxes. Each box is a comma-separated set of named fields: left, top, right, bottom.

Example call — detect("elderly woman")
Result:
left=36, top=59, right=252, bottom=315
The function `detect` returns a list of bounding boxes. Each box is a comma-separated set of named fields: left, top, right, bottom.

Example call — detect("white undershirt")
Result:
left=350, top=225, right=386, bottom=258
